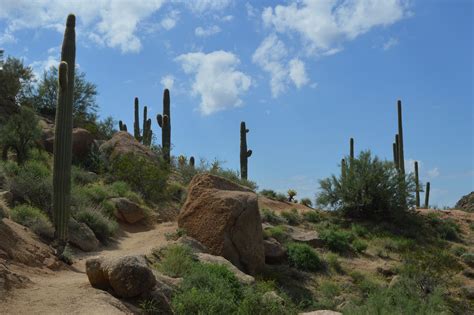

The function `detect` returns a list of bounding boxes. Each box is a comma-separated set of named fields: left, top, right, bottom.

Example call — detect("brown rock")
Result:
left=44, top=128, right=95, bottom=160
left=110, top=197, right=146, bottom=224
left=178, top=174, right=264, bottom=275
left=264, top=237, right=287, bottom=264
left=196, top=252, right=255, bottom=285
left=288, top=226, right=325, bottom=248
left=456, top=192, right=474, bottom=212
left=99, top=131, right=158, bottom=162
left=68, top=218, right=99, bottom=252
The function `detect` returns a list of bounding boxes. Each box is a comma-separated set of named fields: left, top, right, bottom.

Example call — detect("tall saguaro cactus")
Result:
left=350, top=138, right=354, bottom=160
left=394, top=134, right=399, bottom=169
left=157, top=89, right=171, bottom=163
left=414, top=161, right=420, bottom=207
left=53, top=14, right=75, bottom=252
left=133, top=97, right=140, bottom=140
left=240, top=121, right=252, bottom=180
left=424, top=182, right=430, bottom=208
left=397, top=100, right=405, bottom=174
left=341, top=158, right=346, bottom=178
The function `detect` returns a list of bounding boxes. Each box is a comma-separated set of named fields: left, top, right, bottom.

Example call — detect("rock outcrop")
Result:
left=68, top=218, right=99, bottom=252
left=178, top=174, right=265, bottom=275
left=455, top=192, right=474, bottom=213
left=110, top=197, right=146, bottom=224
left=44, top=128, right=95, bottom=160
left=99, top=131, right=158, bottom=162
left=263, top=237, right=287, bottom=264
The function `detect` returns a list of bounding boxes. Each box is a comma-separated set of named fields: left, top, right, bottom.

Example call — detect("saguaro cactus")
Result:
left=341, top=158, right=346, bottom=178
left=414, top=161, right=420, bottom=207
left=397, top=100, right=405, bottom=174
left=240, top=121, right=252, bottom=180
left=133, top=97, right=140, bottom=140
left=53, top=14, right=75, bottom=253
left=424, top=182, right=430, bottom=208
left=394, top=134, right=399, bottom=169
left=157, top=89, right=171, bottom=163
left=189, top=156, right=195, bottom=168
left=350, top=138, right=354, bottom=160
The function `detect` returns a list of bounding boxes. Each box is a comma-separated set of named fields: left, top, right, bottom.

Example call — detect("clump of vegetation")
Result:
left=320, top=228, right=353, bottom=253
left=74, top=206, right=118, bottom=242
left=261, top=208, right=286, bottom=225
left=325, top=253, right=344, bottom=274
left=300, top=198, right=312, bottom=208
left=287, top=243, right=323, bottom=271
left=10, top=204, right=54, bottom=238
left=317, top=151, right=416, bottom=221
left=352, top=239, right=368, bottom=253
left=164, top=228, right=187, bottom=241
left=425, top=212, right=461, bottom=241
left=287, top=189, right=297, bottom=202
left=281, top=209, right=301, bottom=226
left=260, top=189, right=278, bottom=199
left=302, top=211, right=322, bottom=223
left=154, top=244, right=196, bottom=278
left=264, top=225, right=289, bottom=243
left=461, top=253, right=474, bottom=267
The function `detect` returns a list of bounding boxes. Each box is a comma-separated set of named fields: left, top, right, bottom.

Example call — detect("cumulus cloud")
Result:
left=30, top=55, right=59, bottom=78
left=262, top=0, right=409, bottom=55
left=0, top=0, right=166, bottom=53
left=383, top=37, right=399, bottom=50
left=185, top=0, right=233, bottom=13
left=252, top=34, right=309, bottom=97
left=195, top=25, right=221, bottom=37
left=160, top=74, right=175, bottom=90
left=161, top=10, right=180, bottom=30
left=176, top=50, right=251, bottom=115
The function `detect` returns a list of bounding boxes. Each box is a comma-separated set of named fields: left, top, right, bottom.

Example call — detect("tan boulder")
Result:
left=110, top=197, right=146, bottom=224
left=99, top=131, right=158, bottom=162
left=263, top=237, right=287, bottom=264
left=178, top=174, right=265, bottom=275
left=44, top=128, right=95, bottom=160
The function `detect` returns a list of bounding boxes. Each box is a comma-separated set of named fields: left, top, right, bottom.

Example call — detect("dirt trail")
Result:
left=0, top=222, right=178, bottom=315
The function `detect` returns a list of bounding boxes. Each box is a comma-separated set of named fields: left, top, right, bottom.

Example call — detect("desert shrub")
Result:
left=287, top=189, right=297, bottom=202
left=109, top=181, right=142, bottom=204
left=0, top=106, right=42, bottom=164
left=317, top=151, right=416, bottom=220
left=300, top=198, right=312, bottom=208
left=302, top=211, right=322, bottom=223
left=6, top=160, right=52, bottom=211
left=325, top=253, right=344, bottom=274
left=0, top=195, right=10, bottom=218
left=74, top=206, right=118, bottom=242
left=281, top=209, right=301, bottom=226
left=264, top=225, right=289, bottom=243
left=110, top=153, right=169, bottom=202
left=461, top=253, right=474, bottom=267
left=275, top=193, right=287, bottom=202
left=425, top=213, right=460, bottom=241
left=10, top=204, right=54, bottom=238
left=164, top=228, right=187, bottom=241
left=139, top=299, right=160, bottom=315
left=320, top=228, right=353, bottom=253
left=166, top=182, right=186, bottom=203
left=261, top=208, right=286, bottom=225
left=451, top=245, right=467, bottom=257
left=238, top=281, right=296, bottom=315
left=172, top=263, right=241, bottom=314
left=352, top=239, right=368, bottom=253
left=314, top=280, right=342, bottom=310
left=75, top=182, right=112, bottom=204
left=154, top=244, right=195, bottom=278
left=260, top=189, right=278, bottom=199
left=351, top=224, right=370, bottom=238
left=208, top=162, right=258, bottom=191
left=287, top=243, right=323, bottom=271
left=71, top=165, right=97, bottom=185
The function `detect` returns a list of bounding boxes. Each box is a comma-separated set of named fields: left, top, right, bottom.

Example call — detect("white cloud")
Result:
left=220, top=15, right=234, bottom=22
left=160, top=74, right=175, bottom=90
left=30, top=55, right=59, bottom=78
left=0, top=31, right=15, bottom=45
left=427, top=167, right=440, bottom=179
left=245, top=3, right=258, bottom=18
left=252, top=34, right=309, bottom=97
left=0, top=0, right=167, bottom=53
left=195, top=25, right=221, bottom=37
left=383, top=37, right=399, bottom=50
left=289, top=58, right=309, bottom=88
left=262, top=0, right=408, bottom=56
left=161, top=10, right=180, bottom=30
left=176, top=50, right=251, bottom=115
left=185, top=0, right=232, bottom=13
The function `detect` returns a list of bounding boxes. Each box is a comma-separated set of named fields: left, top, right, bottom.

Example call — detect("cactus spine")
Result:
left=414, top=161, right=420, bottom=207
left=424, top=182, right=430, bottom=208
left=240, top=121, right=252, bottom=180
left=350, top=138, right=354, bottom=160
left=53, top=14, right=75, bottom=252
left=157, top=89, right=171, bottom=163
left=397, top=100, right=405, bottom=175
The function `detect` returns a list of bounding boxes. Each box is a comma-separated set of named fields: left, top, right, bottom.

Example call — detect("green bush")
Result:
left=110, top=153, right=169, bottom=202
left=320, top=229, right=353, bottom=253
left=10, top=204, right=54, bottom=238
left=76, top=182, right=112, bottom=204
left=5, top=160, right=52, bottom=211
left=281, top=209, right=301, bottom=226
left=287, top=243, right=323, bottom=271
left=261, top=208, right=286, bottom=225
left=317, top=151, right=416, bottom=220
left=71, top=165, right=97, bottom=185
left=74, top=207, right=118, bottom=242
left=260, top=189, right=278, bottom=199
left=154, top=245, right=195, bottom=278
left=451, top=245, right=467, bottom=257
left=264, top=225, right=289, bottom=243
left=461, top=253, right=474, bottom=267
left=425, top=213, right=460, bottom=241
left=109, top=181, right=142, bottom=204
left=351, top=224, right=370, bottom=238
left=300, top=198, right=313, bottom=208
left=302, top=211, right=322, bottom=223
left=238, top=281, right=296, bottom=315
left=325, top=253, right=344, bottom=274
left=166, top=182, right=186, bottom=203
left=352, top=239, right=368, bottom=253
left=275, top=193, right=287, bottom=202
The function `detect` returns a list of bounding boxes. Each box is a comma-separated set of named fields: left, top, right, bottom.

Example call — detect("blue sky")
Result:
left=0, top=0, right=472, bottom=207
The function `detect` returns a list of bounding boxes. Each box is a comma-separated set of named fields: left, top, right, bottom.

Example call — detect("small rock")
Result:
left=264, top=238, right=287, bottom=264
left=196, top=252, right=255, bottom=285
left=68, top=218, right=99, bottom=252
left=110, top=197, right=146, bottom=224
left=288, top=226, right=325, bottom=248
left=175, top=236, right=208, bottom=254
left=85, top=257, right=109, bottom=290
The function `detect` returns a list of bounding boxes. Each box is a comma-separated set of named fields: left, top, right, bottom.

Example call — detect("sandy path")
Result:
left=0, top=222, right=178, bottom=315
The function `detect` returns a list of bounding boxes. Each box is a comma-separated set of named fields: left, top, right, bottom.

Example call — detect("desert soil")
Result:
left=0, top=222, right=178, bottom=315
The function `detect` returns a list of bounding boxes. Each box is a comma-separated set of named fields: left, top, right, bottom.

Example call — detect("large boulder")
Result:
left=196, top=253, right=255, bottom=285
left=99, top=131, right=158, bottom=162
left=110, top=197, right=146, bottom=224
left=288, top=226, right=325, bottom=248
left=455, top=192, right=474, bottom=212
left=264, top=237, right=287, bottom=264
left=178, top=174, right=265, bottom=275
left=68, top=218, right=99, bottom=252
left=86, top=255, right=156, bottom=298
left=44, top=128, right=95, bottom=160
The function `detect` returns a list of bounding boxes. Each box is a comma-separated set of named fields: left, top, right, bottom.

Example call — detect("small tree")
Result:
left=287, top=189, right=297, bottom=202
left=0, top=106, right=42, bottom=164
left=317, top=151, right=416, bottom=220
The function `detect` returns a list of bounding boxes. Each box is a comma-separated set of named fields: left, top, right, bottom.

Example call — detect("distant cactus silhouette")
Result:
left=189, top=156, right=195, bottom=168
left=397, top=100, right=405, bottom=174
left=53, top=14, right=75, bottom=253
left=350, top=138, right=354, bottom=160
left=414, top=161, right=420, bottom=208
left=157, top=89, right=171, bottom=163
left=240, top=121, right=252, bottom=180
left=424, top=182, right=430, bottom=208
